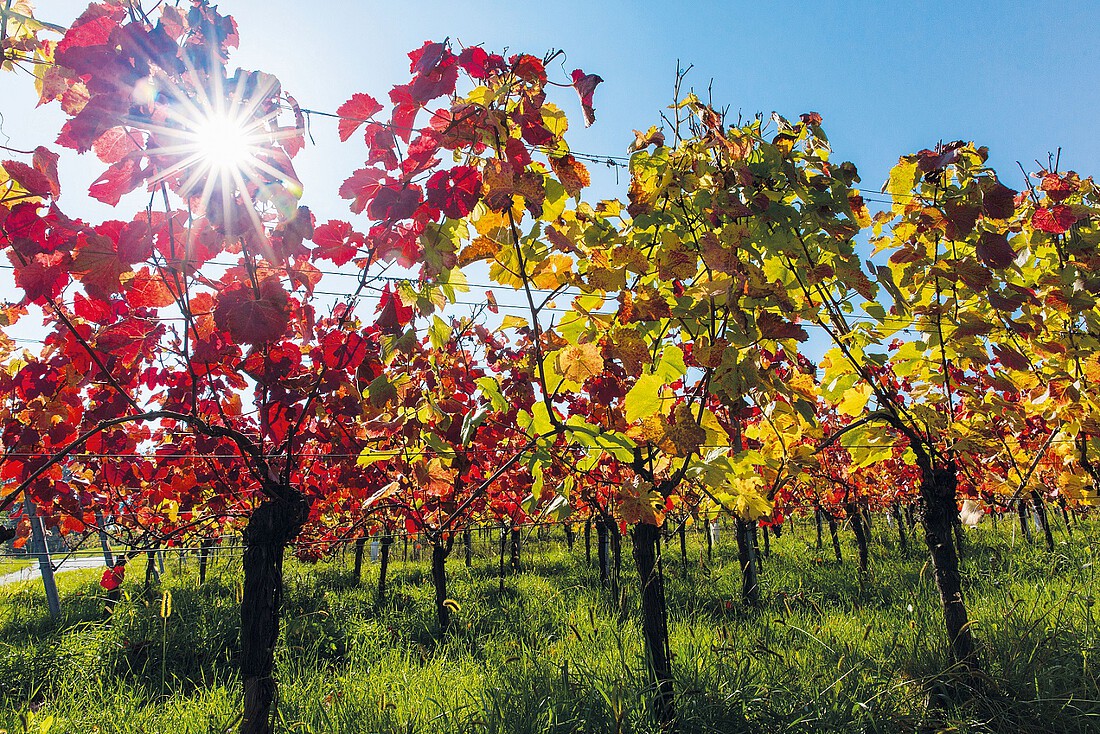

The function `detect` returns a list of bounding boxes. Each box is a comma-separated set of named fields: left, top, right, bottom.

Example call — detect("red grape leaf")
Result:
left=338, top=168, right=385, bottom=215
left=571, top=69, right=603, bottom=127
left=2, top=160, right=53, bottom=198
left=374, top=284, right=413, bottom=334
left=92, top=127, right=142, bottom=164
left=214, top=277, right=291, bottom=345
left=72, top=233, right=129, bottom=293
left=458, top=46, right=490, bottom=79
left=992, top=343, right=1031, bottom=371
left=757, top=311, right=808, bottom=342
left=1040, top=173, right=1075, bottom=203
left=10, top=250, right=71, bottom=304
left=1032, top=205, right=1076, bottom=234
left=126, top=268, right=176, bottom=308
left=311, top=220, right=364, bottom=266
left=32, top=147, right=61, bottom=199
left=426, top=165, right=482, bottom=219
left=88, top=155, right=144, bottom=206
left=976, top=231, right=1015, bottom=269
left=336, top=93, right=383, bottom=142
left=981, top=181, right=1016, bottom=219
left=368, top=184, right=420, bottom=221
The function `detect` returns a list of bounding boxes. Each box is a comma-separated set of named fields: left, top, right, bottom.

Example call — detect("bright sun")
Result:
left=191, top=112, right=255, bottom=173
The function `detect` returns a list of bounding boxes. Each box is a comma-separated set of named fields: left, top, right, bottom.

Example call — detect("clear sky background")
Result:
left=3, top=1, right=1099, bottom=222
left=1, top=0, right=1099, bottom=355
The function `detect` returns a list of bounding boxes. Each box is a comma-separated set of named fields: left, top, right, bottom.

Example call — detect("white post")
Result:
left=26, top=500, right=60, bottom=619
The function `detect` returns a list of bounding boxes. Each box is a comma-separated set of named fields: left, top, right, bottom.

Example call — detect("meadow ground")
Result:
left=0, top=515, right=1097, bottom=733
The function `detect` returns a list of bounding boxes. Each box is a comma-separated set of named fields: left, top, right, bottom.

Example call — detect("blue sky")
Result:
left=1, top=0, right=1098, bottom=357
left=3, top=1, right=1099, bottom=222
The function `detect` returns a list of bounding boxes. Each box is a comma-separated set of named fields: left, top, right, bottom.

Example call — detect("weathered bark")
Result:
left=431, top=539, right=453, bottom=634
left=564, top=523, right=575, bottom=551
left=198, top=539, right=212, bottom=586
left=463, top=528, right=473, bottom=568
left=352, top=537, right=367, bottom=584
left=1059, top=499, right=1073, bottom=537
left=1031, top=490, right=1055, bottom=551
left=597, top=517, right=611, bottom=588
left=678, top=521, right=687, bottom=566
left=609, top=520, right=622, bottom=602
left=26, top=501, right=59, bottom=619
left=892, top=503, right=908, bottom=553
left=846, top=502, right=869, bottom=576
left=919, top=463, right=978, bottom=675
left=735, top=517, right=760, bottom=606
left=705, top=519, right=713, bottom=561
left=953, top=519, right=966, bottom=563
left=1018, top=499, right=1033, bottom=544
left=761, top=524, right=771, bottom=559
left=827, top=511, right=843, bottom=563
left=815, top=506, right=824, bottom=552
left=376, top=535, right=393, bottom=604
left=144, top=549, right=159, bottom=599
left=239, top=493, right=309, bottom=734
left=751, top=523, right=763, bottom=574
left=510, top=527, right=522, bottom=573
left=498, top=526, right=507, bottom=594
left=632, top=523, right=676, bottom=731
left=584, top=518, right=592, bottom=565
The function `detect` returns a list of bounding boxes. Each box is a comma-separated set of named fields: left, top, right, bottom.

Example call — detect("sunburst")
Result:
left=134, top=61, right=304, bottom=239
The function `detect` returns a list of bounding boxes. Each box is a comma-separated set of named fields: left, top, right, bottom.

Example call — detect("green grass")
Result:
left=0, top=556, right=34, bottom=577
left=0, top=518, right=1097, bottom=733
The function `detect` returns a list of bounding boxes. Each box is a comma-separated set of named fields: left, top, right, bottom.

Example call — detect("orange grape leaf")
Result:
left=556, top=342, right=604, bottom=383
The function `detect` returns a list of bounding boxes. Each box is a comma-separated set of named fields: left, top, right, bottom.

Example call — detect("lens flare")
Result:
left=135, top=63, right=304, bottom=241
left=191, top=112, right=255, bottom=174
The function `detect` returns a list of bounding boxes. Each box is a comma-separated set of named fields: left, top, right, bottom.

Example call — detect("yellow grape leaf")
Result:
left=665, top=405, right=707, bottom=457
left=655, top=345, right=686, bottom=381
left=626, top=413, right=667, bottom=444
left=556, top=342, right=604, bottom=383
left=625, top=373, right=664, bottom=423
left=457, top=236, right=499, bottom=267
left=884, top=158, right=920, bottom=211
left=724, top=476, right=773, bottom=521
left=1082, top=354, right=1100, bottom=385
left=788, top=372, right=818, bottom=401
left=498, top=315, right=529, bottom=331
left=615, top=480, right=666, bottom=526
left=837, top=383, right=872, bottom=417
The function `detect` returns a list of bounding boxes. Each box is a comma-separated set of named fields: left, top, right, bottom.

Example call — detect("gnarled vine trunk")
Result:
left=846, top=501, right=869, bottom=576
left=827, top=511, right=843, bottom=563
left=632, top=522, right=676, bottom=731
left=377, top=534, right=393, bottom=604
left=240, top=492, right=309, bottom=734
left=735, top=517, right=759, bottom=606
left=431, top=538, right=453, bottom=634
left=352, top=537, right=366, bottom=584
left=1031, top=489, right=1055, bottom=551
left=892, top=502, right=908, bottom=553
left=919, top=463, right=978, bottom=675
left=584, top=518, right=592, bottom=564
left=198, top=539, right=212, bottom=586
left=597, top=517, right=611, bottom=588
left=510, top=527, right=522, bottom=573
